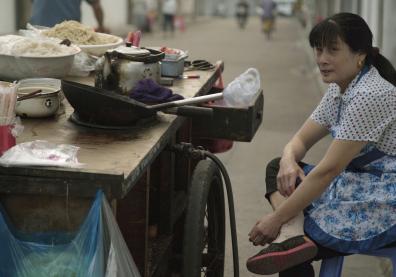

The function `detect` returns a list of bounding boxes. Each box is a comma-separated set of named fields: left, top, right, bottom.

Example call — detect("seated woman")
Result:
left=246, top=12, right=396, bottom=276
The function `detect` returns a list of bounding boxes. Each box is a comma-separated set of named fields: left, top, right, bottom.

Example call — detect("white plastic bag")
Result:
left=0, top=140, right=84, bottom=167
left=222, top=68, right=261, bottom=107
left=69, top=52, right=97, bottom=77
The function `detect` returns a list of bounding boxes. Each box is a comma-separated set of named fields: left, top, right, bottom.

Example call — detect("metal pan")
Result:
left=61, top=80, right=223, bottom=128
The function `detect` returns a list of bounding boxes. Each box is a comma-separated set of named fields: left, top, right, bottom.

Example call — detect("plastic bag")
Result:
left=0, top=140, right=84, bottom=168
left=222, top=68, right=261, bottom=107
left=69, top=52, right=97, bottom=77
left=0, top=190, right=141, bottom=277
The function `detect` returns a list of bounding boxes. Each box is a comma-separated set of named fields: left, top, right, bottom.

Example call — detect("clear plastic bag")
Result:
left=222, top=68, right=261, bottom=107
left=0, top=140, right=83, bottom=168
left=0, top=191, right=141, bottom=277
left=69, top=52, right=97, bottom=77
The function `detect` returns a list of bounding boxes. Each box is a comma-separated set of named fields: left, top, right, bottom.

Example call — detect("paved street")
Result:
left=138, top=16, right=389, bottom=276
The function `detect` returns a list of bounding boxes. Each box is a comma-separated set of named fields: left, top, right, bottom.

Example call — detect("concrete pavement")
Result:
left=138, top=16, right=389, bottom=277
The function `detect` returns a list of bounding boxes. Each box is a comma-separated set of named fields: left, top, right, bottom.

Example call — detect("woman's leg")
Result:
left=265, top=158, right=306, bottom=243
left=246, top=158, right=317, bottom=275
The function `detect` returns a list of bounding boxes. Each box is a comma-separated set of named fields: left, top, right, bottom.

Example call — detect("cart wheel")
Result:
left=183, top=160, right=226, bottom=277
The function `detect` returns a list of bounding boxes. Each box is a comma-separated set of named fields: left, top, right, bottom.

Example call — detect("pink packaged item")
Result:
left=0, top=125, right=16, bottom=156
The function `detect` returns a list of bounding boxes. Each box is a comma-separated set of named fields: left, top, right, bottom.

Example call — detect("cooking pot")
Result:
left=95, top=46, right=164, bottom=95
left=16, top=78, right=62, bottom=118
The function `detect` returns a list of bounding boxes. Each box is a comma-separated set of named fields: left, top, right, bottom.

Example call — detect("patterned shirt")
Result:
left=310, top=66, right=396, bottom=155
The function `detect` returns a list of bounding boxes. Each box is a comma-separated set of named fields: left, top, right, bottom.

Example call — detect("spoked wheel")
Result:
left=183, top=160, right=226, bottom=277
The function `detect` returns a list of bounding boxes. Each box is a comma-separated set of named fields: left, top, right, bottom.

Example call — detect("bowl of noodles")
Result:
left=41, top=21, right=124, bottom=57
left=0, top=35, right=81, bottom=81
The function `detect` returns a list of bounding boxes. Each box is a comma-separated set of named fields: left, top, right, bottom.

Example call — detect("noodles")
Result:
left=42, top=21, right=118, bottom=45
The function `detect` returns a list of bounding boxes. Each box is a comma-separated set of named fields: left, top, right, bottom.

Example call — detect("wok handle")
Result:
left=163, top=106, right=213, bottom=117
left=149, top=93, right=223, bottom=110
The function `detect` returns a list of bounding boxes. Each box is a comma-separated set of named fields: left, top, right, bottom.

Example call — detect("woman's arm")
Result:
left=89, top=0, right=108, bottom=32
left=277, top=118, right=328, bottom=196
left=275, top=138, right=368, bottom=224
left=282, top=118, right=329, bottom=162
left=249, top=138, right=367, bottom=244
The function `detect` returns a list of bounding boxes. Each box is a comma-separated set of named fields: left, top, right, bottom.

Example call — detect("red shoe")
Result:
left=246, top=235, right=318, bottom=275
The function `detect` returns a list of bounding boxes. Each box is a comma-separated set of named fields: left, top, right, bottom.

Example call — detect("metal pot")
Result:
left=95, top=46, right=164, bottom=94
left=16, top=78, right=62, bottom=118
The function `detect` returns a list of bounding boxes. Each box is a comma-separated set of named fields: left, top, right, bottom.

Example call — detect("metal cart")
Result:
left=0, top=61, right=263, bottom=277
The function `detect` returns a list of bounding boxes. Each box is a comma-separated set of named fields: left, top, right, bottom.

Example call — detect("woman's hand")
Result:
left=277, top=157, right=305, bottom=197
left=248, top=213, right=282, bottom=246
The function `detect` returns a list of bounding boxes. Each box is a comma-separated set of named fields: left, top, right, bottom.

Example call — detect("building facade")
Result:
left=306, top=0, right=396, bottom=66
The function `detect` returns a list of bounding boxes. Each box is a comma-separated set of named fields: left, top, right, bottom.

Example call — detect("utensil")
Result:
left=17, top=89, right=42, bottom=101
left=62, top=80, right=223, bottom=128
left=184, top=60, right=215, bottom=71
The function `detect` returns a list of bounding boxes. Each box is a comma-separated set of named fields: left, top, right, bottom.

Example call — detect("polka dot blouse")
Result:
left=310, top=66, right=396, bottom=155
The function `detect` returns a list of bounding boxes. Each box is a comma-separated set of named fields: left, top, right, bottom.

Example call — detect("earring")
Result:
left=358, top=60, right=363, bottom=67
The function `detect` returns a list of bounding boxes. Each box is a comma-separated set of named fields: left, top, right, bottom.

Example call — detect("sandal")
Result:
left=246, top=235, right=318, bottom=275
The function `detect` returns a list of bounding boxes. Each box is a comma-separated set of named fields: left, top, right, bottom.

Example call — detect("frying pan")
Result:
left=61, top=80, right=223, bottom=128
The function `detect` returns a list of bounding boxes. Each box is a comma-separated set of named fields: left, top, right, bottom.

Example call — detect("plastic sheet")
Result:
left=0, top=191, right=141, bottom=277
left=0, top=140, right=83, bottom=168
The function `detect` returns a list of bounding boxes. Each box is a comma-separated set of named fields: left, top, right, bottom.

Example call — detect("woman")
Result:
left=246, top=12, right=396, bottom=276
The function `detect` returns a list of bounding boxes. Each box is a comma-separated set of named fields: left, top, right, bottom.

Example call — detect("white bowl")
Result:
left=0, top=45, right=80, bottom=81
left=78, top=33, right=124, bottom=57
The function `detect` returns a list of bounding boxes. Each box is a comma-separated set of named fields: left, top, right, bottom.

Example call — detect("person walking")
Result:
left=246, top=12, right=396, bottom=276
left=235, top=0, right=250, bottom=29
left=30, top=0, right=108, bottom=32
left=161, top=0, right=177, bottom=37
left=260, top=0, right=277, bottom=39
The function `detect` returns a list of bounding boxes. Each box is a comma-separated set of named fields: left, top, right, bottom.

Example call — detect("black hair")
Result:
left=309, top=12, right=396, bottom=86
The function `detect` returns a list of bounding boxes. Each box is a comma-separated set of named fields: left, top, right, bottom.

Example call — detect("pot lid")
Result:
left=108, top=46, right=150, bottom=57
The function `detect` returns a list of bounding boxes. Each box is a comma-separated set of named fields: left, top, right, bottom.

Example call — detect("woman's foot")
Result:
left=246, top=235, right=318, bottom=275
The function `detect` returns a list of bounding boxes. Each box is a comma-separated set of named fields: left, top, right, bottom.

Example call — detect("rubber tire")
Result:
left=182, top=159, right=226, bottom=277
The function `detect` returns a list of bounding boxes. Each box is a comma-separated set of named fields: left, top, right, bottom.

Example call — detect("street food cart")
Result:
left=0, top=61, right=263, bottom=277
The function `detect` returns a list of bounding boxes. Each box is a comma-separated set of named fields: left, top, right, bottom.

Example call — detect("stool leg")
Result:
left=319, top=256, right=344, bottom=277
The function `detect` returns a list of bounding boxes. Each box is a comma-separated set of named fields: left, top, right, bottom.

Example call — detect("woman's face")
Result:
left=314, top=37, right=366, bottom=92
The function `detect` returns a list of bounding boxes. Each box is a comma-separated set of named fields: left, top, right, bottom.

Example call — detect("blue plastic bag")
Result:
left=0, top=191, right=140, bottom=277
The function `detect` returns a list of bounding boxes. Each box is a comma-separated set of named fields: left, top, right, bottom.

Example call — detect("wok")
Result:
left=61, top=80, right=223, bottom=128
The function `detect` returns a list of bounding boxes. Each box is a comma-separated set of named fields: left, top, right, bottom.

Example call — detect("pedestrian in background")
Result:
left=161, top=0, right=177, bottom=37
left=235, top=0, right=250, bottom=29
left=260, top=0, right=277, bottom=39
left=30, top=0, right=108, bottom=32
left=246, top=12, right=396, bottom=276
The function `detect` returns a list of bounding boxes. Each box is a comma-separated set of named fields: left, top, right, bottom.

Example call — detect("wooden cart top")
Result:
left=0, top=62, right=223, bottom=199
